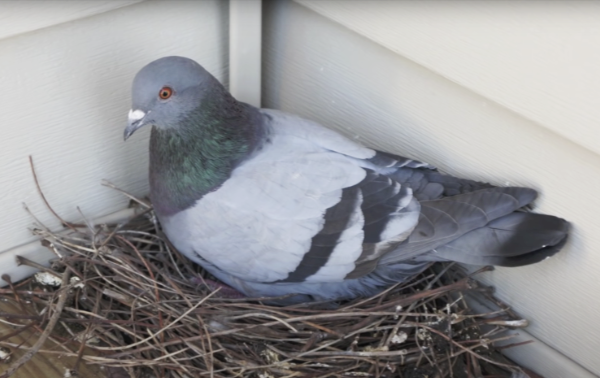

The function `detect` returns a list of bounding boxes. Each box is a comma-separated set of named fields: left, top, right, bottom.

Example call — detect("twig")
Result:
left=28, top=155, right=81, bottom=229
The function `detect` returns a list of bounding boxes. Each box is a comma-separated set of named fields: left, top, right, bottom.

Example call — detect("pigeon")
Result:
left=124, top=56, right=569, bottom=303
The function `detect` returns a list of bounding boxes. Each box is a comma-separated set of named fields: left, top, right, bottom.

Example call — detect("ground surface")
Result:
left=0, top=300, right=105, bottom=378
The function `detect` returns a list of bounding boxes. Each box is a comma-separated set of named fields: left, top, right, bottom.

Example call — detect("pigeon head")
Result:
left=124, top=56, right=216, bottom=140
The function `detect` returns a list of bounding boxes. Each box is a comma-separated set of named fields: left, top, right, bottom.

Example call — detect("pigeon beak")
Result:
left=124, top=109, right=148, bottom=141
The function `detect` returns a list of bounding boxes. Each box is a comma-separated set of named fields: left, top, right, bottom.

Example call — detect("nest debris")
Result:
left=0, top=200, right=541, bottom=378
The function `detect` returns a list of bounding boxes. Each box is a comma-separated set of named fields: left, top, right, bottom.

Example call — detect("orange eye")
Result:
left=159, top=87, right=173, bottom=99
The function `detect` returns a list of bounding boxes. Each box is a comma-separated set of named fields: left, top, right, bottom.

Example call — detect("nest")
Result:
left=0, top=196, right=539, bottom=377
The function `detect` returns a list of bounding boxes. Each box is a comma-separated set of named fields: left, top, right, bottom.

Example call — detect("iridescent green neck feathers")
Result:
left=149, top=88, right=263, bottom=216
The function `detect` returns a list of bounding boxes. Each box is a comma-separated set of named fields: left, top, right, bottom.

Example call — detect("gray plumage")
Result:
left=124, top=56, right=569, bottom=303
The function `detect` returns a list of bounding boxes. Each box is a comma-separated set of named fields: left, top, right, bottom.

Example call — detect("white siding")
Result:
left=0, top=1, right=143, bottom=40
left=264, top=1, right=599, bottom=376
left=0, top=1, right=228, bottom=275
left=299, top=0, right=600, bottom=158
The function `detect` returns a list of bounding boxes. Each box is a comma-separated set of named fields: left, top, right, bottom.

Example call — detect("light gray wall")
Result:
left=0, top=1, right=228, bottom=279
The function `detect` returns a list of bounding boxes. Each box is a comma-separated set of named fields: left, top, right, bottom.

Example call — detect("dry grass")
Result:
left=0, top=177, right=538, bottom=377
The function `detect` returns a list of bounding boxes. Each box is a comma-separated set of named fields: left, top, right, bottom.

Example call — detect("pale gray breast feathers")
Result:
left=161, top=109, right=419, bottom=283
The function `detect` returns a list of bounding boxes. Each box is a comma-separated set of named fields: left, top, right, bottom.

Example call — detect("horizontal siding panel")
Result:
left=264, top=2, right=599, bottom=376
left=296, top=0, right=600, bottom=158
left=0, top=0, right=143, bottom=41
left=0, top=1, right=228, bottom=257
left=0, top=209, right=136, bottom=290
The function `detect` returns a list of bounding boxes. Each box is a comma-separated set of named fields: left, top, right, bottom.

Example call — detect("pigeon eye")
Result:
left=159, top=87, right=173, bottom=100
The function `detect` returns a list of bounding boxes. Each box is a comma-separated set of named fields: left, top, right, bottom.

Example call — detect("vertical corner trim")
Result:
left=229, top=0, right=262, bottom=107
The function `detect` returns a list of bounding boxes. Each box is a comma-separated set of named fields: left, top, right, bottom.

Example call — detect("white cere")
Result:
left=128, top=109, right=146, bottom=123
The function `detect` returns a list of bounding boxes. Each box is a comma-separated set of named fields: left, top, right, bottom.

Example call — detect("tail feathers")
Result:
left=431, top=212, right=569, bottom=267
left=411, top=187, right=538, bottom=245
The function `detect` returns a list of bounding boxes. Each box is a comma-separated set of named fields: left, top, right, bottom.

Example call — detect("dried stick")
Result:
left=28, top=155, right=81, bottom=229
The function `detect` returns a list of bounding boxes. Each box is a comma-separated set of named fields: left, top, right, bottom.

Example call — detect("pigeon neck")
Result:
left=149, top=89, right=264, bottom=217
